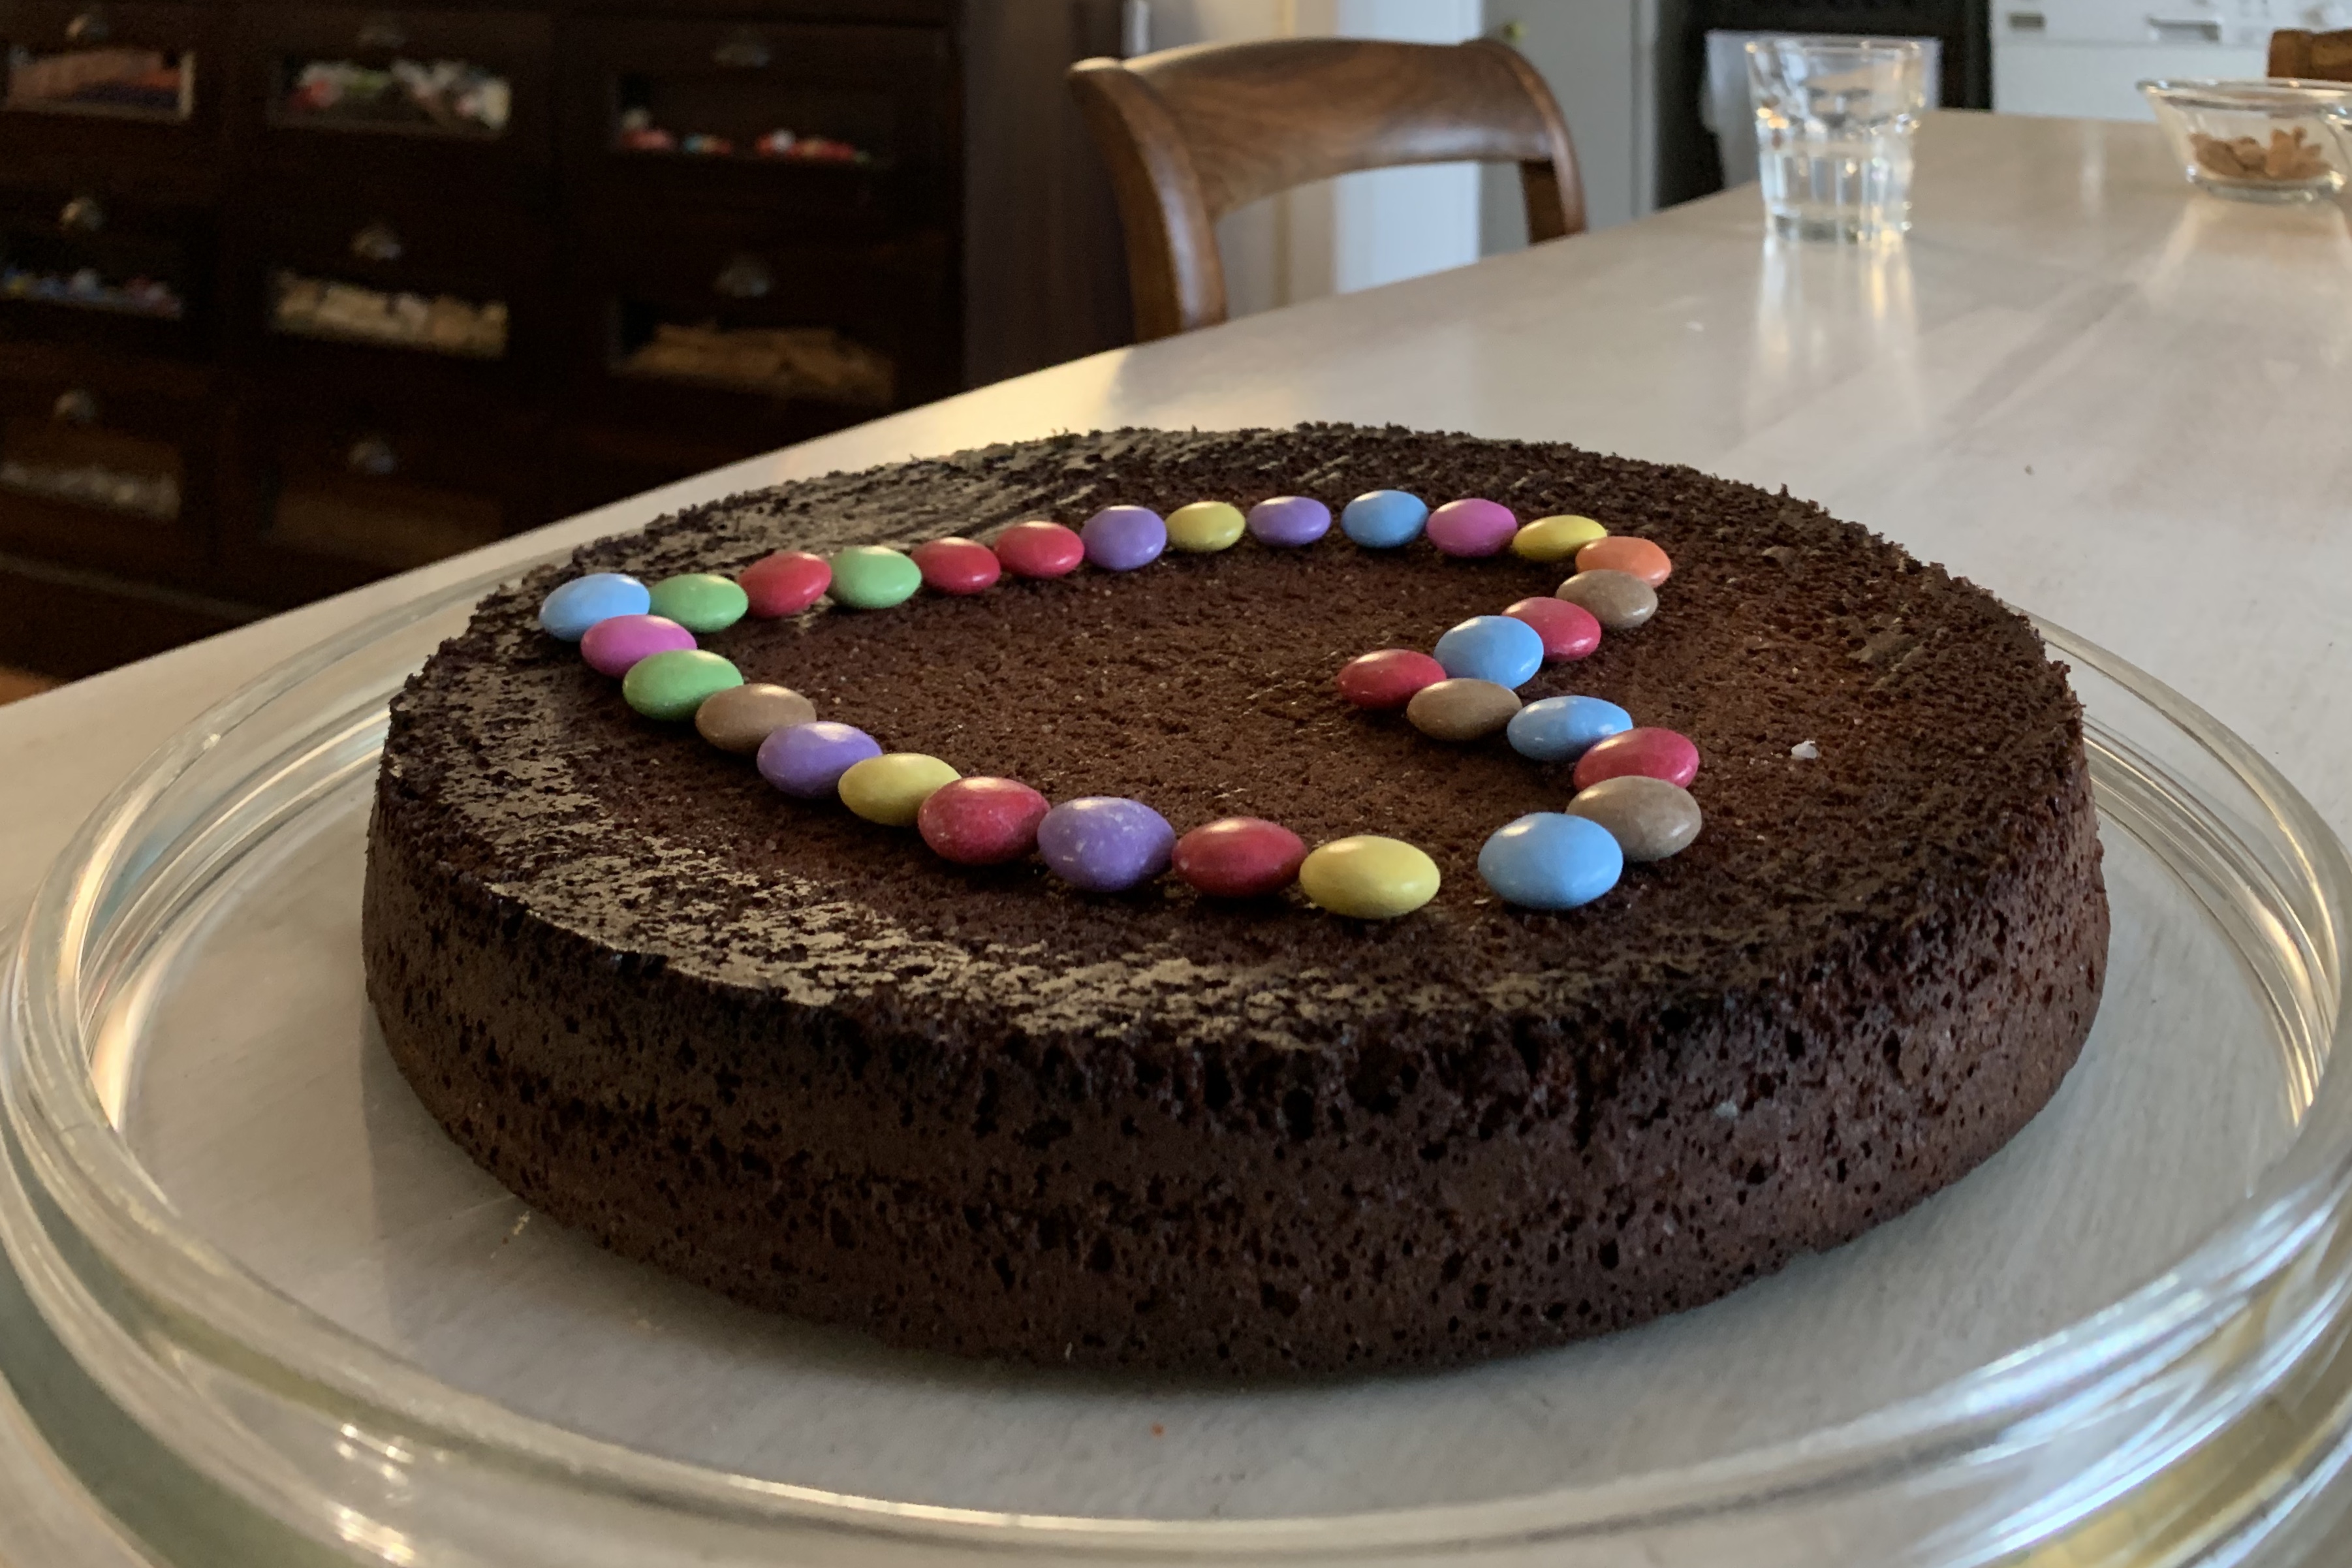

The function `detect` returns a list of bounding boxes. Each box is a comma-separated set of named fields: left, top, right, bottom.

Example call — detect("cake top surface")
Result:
left=378, top=424, right=2082, bottom=1059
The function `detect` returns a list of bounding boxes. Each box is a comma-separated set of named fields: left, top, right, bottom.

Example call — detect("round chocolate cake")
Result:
left=363, top=425, right=2108, bottom=1375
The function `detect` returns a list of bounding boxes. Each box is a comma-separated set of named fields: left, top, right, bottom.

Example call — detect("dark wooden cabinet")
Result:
left=0, top=0, right=1128, bottom=675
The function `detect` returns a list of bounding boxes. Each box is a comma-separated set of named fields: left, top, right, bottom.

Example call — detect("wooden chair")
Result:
left=2268, top=29, right=2352, bottom=81
left=1068, top=39, right=1584, bottom=342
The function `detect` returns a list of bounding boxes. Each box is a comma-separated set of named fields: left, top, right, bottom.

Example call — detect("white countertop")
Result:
left=5, top=108, right=2348, bottom=930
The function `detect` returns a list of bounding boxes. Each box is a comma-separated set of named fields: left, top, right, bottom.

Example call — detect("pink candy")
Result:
left=1503, top=597, right=1602, bottom=661
left=918, top=776, right=1051, bottom=864
left=580, top=614, right=695, bottom=676
left=1426, top=498, right=1517, bottom=557
left=1571, top=727, right=1700, bottom=791
left=1337, top=649, right=1448, bottom=710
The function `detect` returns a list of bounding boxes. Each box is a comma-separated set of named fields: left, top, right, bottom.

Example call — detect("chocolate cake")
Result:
left=362, top=425, right=2109, bottom=1375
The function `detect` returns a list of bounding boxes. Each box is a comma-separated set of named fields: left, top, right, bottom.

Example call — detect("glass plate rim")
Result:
left=4, top=550, right=2350, bottom=1559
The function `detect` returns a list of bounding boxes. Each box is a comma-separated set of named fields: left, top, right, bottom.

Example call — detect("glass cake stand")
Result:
left=2, top=553, right=2349, bottom=1568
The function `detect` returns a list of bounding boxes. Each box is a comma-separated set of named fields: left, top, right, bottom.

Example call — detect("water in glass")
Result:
left=1747, top=37, right=1926, bottom=243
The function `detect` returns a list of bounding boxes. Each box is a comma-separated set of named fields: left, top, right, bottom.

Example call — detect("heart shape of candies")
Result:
left=537, top=492, right=1702, bottom=920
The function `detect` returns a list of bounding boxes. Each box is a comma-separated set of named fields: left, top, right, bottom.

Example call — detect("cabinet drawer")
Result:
left=0, top=1, right=225, bottom=181
left=236, top=5, right=552, bottom=192
left=0, top=341, right=213, bottom=576
left=0, top=183, right=212, bottom=356
left=561, top=16, right=950, bottom=222
left=225, top=386, right=544, bottom=604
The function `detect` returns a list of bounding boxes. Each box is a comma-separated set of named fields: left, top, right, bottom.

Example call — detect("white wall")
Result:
left=1143, top=0, right=1486, bottom=320
left=1479, top=0, right=1658, bottom=253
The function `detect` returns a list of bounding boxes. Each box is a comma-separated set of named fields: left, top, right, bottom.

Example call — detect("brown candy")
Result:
left=694, top=682, right=816, bottom=754
left=1405, top=678, right=1521, bottom=742
left=1556, top=568, right=1658, bottom=631
left=1566, top=775, right=1702, bottom=862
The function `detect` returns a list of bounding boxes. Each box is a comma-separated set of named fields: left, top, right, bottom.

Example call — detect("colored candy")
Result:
left=918, top=776, right=1051, bottom=864
left=1298, top=836, right=1439, bottom=919
left=1167, top=501, right=1246, bottom=552
left=579, top=613, right=693, bottom=677
left=1037, top=796, right=1176, bottom=891
left=1081, top=505, right=1167, bottom=571
left=1511, top=514, right=1608, bottom=563
left=647, top=572, right=749, bottom=634
left=1434, top=614, right=1545, bottom=689
left=1477, top=813, right=1623, bottom=910
left=695, top=683, right=815, bottom=755
left=1172, top=817, right=1307, bottom=897
left=1503, top=597, right=1601, bottom=661
left=839, top=753, right=960, bottom=826
left=739, top=550, right=831, bottom=617
left=758, top=720, right=881, bottom=798
left=1572, top=727, right=1701, bottom=791
left=1566, top=776, right=1702, bottom=862
left=1406, top=678, right=1521, bottom=742
left=1506, top=695, right=1632, bottom=762
left=1336, top=648, right=1447, bottom=710
left=620, top=648, right=742, bottom=722
left=993, top=520, right=1086, bottom=579
left=1426, top=498, right=1516, bottom=558
left=1556, top=569, right=1658, bottom=631
left=1246, top=495, right=1330, bottom=547
left=911, top=537, right=1002, bottom=595
left=1341, top=490, right=1428, bottom=548
left=1575, top=536, right=1672, bottom=587
left=539, top=572, right=649, bottom=640
left=830, top=546, right=922, bottom=609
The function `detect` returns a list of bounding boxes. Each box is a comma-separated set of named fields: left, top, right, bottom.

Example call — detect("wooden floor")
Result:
left=0, top=668, right=59, bottom=705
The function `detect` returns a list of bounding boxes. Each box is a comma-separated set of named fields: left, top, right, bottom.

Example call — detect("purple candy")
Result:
left=1080, top=505, right=1167, bottom=572
left=1037, top=796, right=1176, bottom=892
left=1246, top=495, right=1331, bottom=548
left=1426, top=497, right=1518, bottom=557
left=579, top=613, right=696, bottom=677
left=758, top=721, right=881, bottom=798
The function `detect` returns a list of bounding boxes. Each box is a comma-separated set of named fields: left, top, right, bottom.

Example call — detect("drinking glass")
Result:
left=1746, top=37, right=1926, bottom=243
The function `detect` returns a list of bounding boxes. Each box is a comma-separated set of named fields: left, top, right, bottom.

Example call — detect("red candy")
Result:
left=912, top=536, right=1002, bottom=595
left=1172, top=817, right=1307, bottom=897
left=992, top=520, right=1085, bottom=580
left=739, top=550, right=831, bottom=617
left=917, top=776, right=1051, bottom=865
left=1503, top=597, right=1602, bottom=661
left=1336, top=649, right=1448, bottom=710
left=1572, top=727, right=1700, bottom=791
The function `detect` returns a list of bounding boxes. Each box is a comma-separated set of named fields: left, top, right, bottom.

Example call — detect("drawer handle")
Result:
left=714, top=253, right=773, bottom=300
left=348, top=434, right=399, bottom=477
left=59, top=195, right=105, bottom=234
left=65, top=8, right=112, bottom=44
left=712, top=32, right=772, bottom=69
left=351, top=222, right=404, bottom=263
left=356, top=14, right=408, bottom=52
left=53, top=389, right=99, bottom=426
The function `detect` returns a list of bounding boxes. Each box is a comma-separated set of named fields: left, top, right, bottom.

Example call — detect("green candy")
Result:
left=828, top=546, right=922, bottom=610
left=646, top=572, right=749, bottom=633
left=622, top=649, right=743, bottom=721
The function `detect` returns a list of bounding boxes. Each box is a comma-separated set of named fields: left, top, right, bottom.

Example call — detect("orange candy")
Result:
left=1575, top=536, right=1672, bottom=587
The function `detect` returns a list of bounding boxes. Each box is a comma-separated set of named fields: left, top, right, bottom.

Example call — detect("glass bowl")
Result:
left=2140, top=78, right=2352, bottom=202
left=3, top=558, right=2351, bottom=1567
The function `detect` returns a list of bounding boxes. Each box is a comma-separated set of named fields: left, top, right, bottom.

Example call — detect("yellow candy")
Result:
left=838, top=753, right=960, bottom=826
left=1511, top=514, right=1608, bottom=563
left=1166, top=500, right=1246, bottom=552
left=1298, top=836, right=1440, bottom=920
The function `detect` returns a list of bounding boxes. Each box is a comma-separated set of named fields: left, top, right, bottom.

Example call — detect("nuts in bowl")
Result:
left=2140, top=78, right=2352, bottom=202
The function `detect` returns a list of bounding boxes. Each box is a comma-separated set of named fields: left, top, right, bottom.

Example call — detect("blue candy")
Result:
left=1478, top=813, right=1623, bottom=910
left=1434, top=615, right=1545, bottom=689
left=1506, top=695, right=1634, bottom=762
left=1341, top=490, right=1429, bottom=548
left=540, top=572, right=650, bottom=641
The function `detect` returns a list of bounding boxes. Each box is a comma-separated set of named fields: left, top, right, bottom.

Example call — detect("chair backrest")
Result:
left=2269, top=29, right=2352, bottom=81
left=1069, top=37, right=1583, bottom=341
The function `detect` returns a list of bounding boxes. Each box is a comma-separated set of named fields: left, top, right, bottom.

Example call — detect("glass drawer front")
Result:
left=272, top=52, right=507, bottom=138
left=0, top=402, right=181, bottom=520
left=4, top=42, right=192, bottom=119
left=269, top=467, right=498, bottom=570
left=0, top=197, right=189, bottom=322
left=270, top=270, right=505, bottom=359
